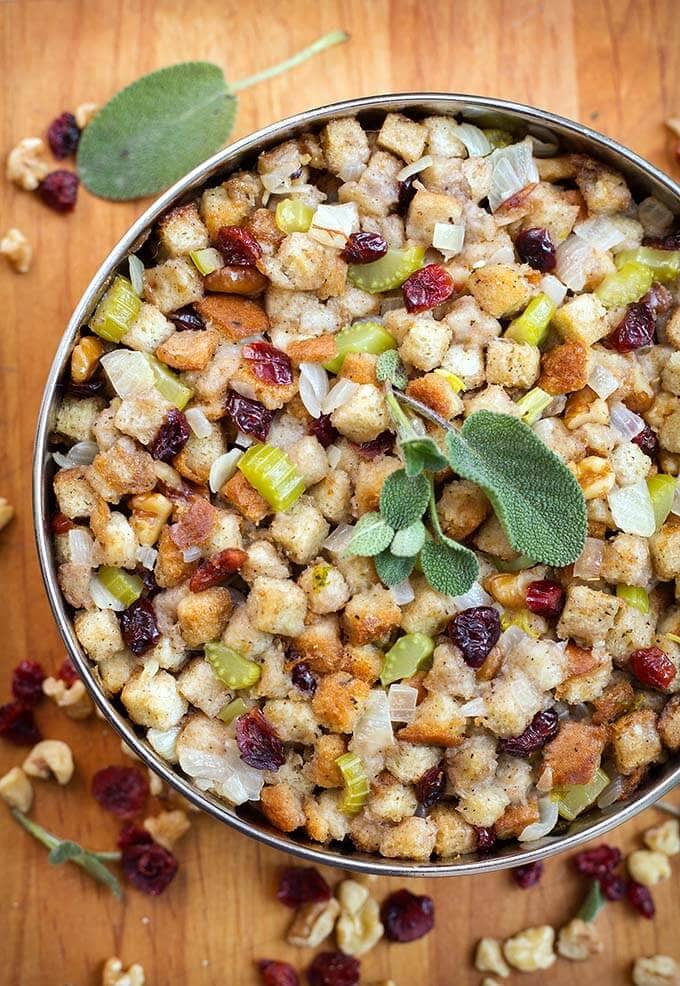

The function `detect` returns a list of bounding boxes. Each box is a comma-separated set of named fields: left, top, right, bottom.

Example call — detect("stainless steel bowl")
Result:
left=33, top=93, right=680, bottom=876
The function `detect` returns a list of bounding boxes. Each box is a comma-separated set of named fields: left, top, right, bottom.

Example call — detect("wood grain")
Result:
left=1, top=1, right=679, bottom=982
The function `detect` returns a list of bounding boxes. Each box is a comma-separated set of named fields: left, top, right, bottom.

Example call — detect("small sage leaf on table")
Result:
left=375, top=550, right=416, bottom=587
left=344, top=512, right=394, bottom=557
left=380, top=469, right=430, bottom=530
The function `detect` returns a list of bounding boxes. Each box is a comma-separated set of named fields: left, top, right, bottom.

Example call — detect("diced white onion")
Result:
left=455, top=123, right=492, bottom=158
left=574, top=215, right=626, bottom=251
left=388, top=684, right=418, bottom=724
left=536, top=766, right=554, bottom=792
left=322, top=523, right=355, bottom=553
left=68, top=528, right=95, bottom=567
left=638, top=196, right=674, bottom=238
left=350, top=690, right=394, bottom=756
left=432, top=222, right=465, bottom=259
left=209, top=449, right=243, bottom=493
left=588, top=363, right=619, bottom=400
left=488, top=139, right=539, bottom=212
left=597, top=773, right=626, bottom=809
left=299, top=362, right=329, bottom=419
left=229, top=378, right=257, bottom=401
left=185, top=407, right=212, bottom=439
left=179, top=739, right=264, bottom=805
left=147, top=725, right=180, bottom=764
left=573, top=537, right=604, bottom=580
left=555, top=235, right=597, bottom=292
left=136, top=545, right=158, bottom=570
left=128, top=254, right=145, bottom=296
left=397, top=155, right=434, bottom=181
left=391, top=578, right=415, bottom=605
left=609, top=401, right=644, bottom=440
left=459, top=697, right=487, bottom=718
left=327, top=445, right=342, bottom=469
left=53, top=440, right=99, bottom=469
left=484, top=244, right=516, bottom=266
left=309, top=203, right=358, bottom=249
left=497, top=625, right=528, bottom=656
left=539, top=273, right=568, bottom=307
left=182, top=546, right=203, bottom=563
left=235, top=430, right=255, bottom=448
left=528, top=126, right=560, bottom=157
left=89, top=575, right=126, bottom=612
left=101, top=349, right=155, bottom=398
left=321, top=379, right=358, bottom=415
left=518, top=795, right=559, bottom=842
left=608, top=481, right=656, bottom=537
left=543, top=394, right=567, bottom=418
left=452, top=582, right=494, bottom=610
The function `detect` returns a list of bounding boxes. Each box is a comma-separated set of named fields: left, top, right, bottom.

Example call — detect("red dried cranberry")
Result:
left=224, top=390, right=273, bottom=441
left=216, top=225, right=262, bottom=266
left=512, top=860, right=544, bottom=888
left=474, top=826, right=497, bottom=853
left=242, top=342, right=293, bottom=386
left=57, top=656, right=80, bottom=687
left=514, top=227, right=556, bottom=272
left=118, top=822, right=154, bottom=850
left=341, top=231, right=388, bottom=264
left=498, top=707, right=560, bottom=757
left=276, top=866, right=331, bottom=907
left=258, top=960, right=299, bottom=986
left=448, top=606, right=500, bottom=668
left=355, top=431, right=395, bottom=459
left=606, top=303, right=655, bottom=353
left=402, top=264, right=454, bottom=313
left=118, top=598, right=161, bottom=656
left=121, top=836, right=178, bottom=896
left=148, top=408, right=191, bottom=462
left=38, top=170, right=79, bottom=212
left=91, top=765, right=149, bottom=820
left=308, top=414, right=338, bottom=448
left=525, top=579, right=565, bottom=619
left=189, top=548, right=247, bottom=592
left=632, top=424, right=659, bottom=458
left=291, top=662, right=317, bottom=696
left=235, top=708, right=285, bottom=771
left=169, top=306, right=205, bottom=331
left=644, top=231, right=680, bottom=250
left=0, top=702, right=41, bottom=745
left=414, top=761, right=446, bottom=810
left=138, top=565, right=160, bottom=598
left=307, top=952, right=360, bottom=986
left=47, top=112, right=80, bottom=158
left=641, top=283, right=673, bottom=315
left=51, top=512, right=75, bottom=534
left=67, top=376, right=106, bottom=397
left=600, top=872, right=627, bottom=901
left=627, top=880, right=655, bottom=918
left=397, top=175, right=417, bottom=215
left=573, top=844, right=622, bottom=877
left=381, top=889, right=435, bottom=942
left=629, top=647, right=677, bottom=690
left=11, top=660, right=46, bottom=706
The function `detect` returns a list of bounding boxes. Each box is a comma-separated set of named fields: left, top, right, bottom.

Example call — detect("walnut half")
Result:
left=6, top=137, right=49, bottom=190
left=0, top=228, right=32, bottom=273
left=102, top=958, right=145, bottom=986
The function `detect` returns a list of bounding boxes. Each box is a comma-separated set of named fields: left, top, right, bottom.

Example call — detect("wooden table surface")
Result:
left=2, top=1, right=680, bottom=983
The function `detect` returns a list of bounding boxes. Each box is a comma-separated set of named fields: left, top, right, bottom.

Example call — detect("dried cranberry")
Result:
left=216, top=225, right=262, bottom=266
left=118, top=599, right=161, bottom=657
left=121, top=836, right=178, bottom=896
left=402, top=264, right=454, bottom=313
left=629, top=647, right=677, bottom=690
left=38, top=170, right=79, bottom=212
left=67, top=377, right=106, bottom=397
left=606, top=303, right=655, bottom=353
left=573, top=844, right=622, bottom=877
left=512, top=860, right=544, bottom=889
left=148, top=408, right=191, bottom=462
left=499, top=708, right=560, bottom=757
left=225, top=390, right=273, bottom=441
left=47, top=112, right=80, bottom=158
left=11, top=660, right=46, bottom=706
left=258, top=960, right=299, bottom=986
left=644, top=231, right=680, bottom=250
left=91, top=765, right=149, bottom=820
left=448, top=606, right=500, bottom=668
left=355, top=431, right=395, bottom=459
left=118, top=822, right=154, bottom=850
left=57, top=656, right=80, bottom=687
left=381, top=889, right=435, bottom=942
left=600, top=872, right=627, bottom=901
left=641, top=283, right=673, bottom=315
left=397, top=175, right=417, bottom=215
left=235, top=708, right=285, bottom=771
left=0, top=702, right=41, bottom=745
left=291, top=662, right=317, bottom=697
left=341, top=231, right=388, bottom=264
left=138, top=565, right=160, bottom=598
left=627, top=880, right=655, bottom=919
left=242, top=342, right=293, bottom=385
left=276, top=866, right=331, bottom=907
left=474, top=826, right=497, bottom=853
left=51, top=512, right=75, bottom=535
left=525, top=579, right=565, bottom=619
left=307, top=952, right=360, bottom=986
left=514, top=227, right=556, bottom=272
left=414, top=761, right=446, bottom=810
left=169, top=306, right=205, bottom=331
left=632, top=425, right=659, bottom=458
left=308, top=414, right=338, bottom=448
left=189, top=548, right=247, bottom=592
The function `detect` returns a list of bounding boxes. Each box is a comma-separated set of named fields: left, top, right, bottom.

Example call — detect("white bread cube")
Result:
left=53, top=467, right=98, bottom=519
left=423, top=116, right=466, bottom=157
left=176, top=657, right=230, bottom=717
left=241, top=538, right=289, bottom=583
left=441, top=344, right=485, bottom=389
left=221, top=604, right=272, bottom=659
left=557, top=585, right=621, bottom=645
left=121, top=668, right=188, bottom=730
left=157, top=203, right=209, bottom=257
left=405, top=189, right=462, bottom=244
left=338, top=151, right=401, bottom=218
left=55, top=396, right=103, bottom=443
left=552, top=293, right=609, bottom=346
left=74, top=609, right=124, bottom=662
left=331, top=384, right=389, bottom=443
left=377, top=113, right=428, bottom=163
left=246, top=576, right=307, bottom=636
left=143, top=258, right=204, bottom=314
left=486, top=338, right=540, bottom=389
left=269, top=496, right=330, bottom=565
left=444, top=295, right=502, bottom=345
left=321, top=118, right=370, bottom=180
left=398, top=315, right=452, bottom=371
left=263, top=699, right=321, bottom=745
left=298, top=561, right=350, bottom=615
left=113, top=393, right=172, bottom=447
left=310, top=469, right=353, bottom=525
left=285, top=436, right=329, bottom=488
left=121, top=302, right=175, bottom=353
left=601, top=533, right=653, bottom=588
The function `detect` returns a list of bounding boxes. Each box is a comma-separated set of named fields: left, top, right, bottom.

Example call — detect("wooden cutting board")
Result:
left=1, top=1, right=679, bottom=982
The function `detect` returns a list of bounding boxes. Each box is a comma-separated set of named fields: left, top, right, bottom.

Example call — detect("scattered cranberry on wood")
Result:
left=257, top=960, right=299, bottom=986
left=0, top=702, right=41, bottom=745
left=307, top=952, right=360, bottom=986
left=276, top=866, right=331, bottom=908
left=11, top=660, right=46, bottom=707
left=91, top=765, right=149, bottom=820
left=38, top=170, right=79, bottom=212
left=47, top=112, right=80, bottom=158
left=381, top=889, right=435, bottom=942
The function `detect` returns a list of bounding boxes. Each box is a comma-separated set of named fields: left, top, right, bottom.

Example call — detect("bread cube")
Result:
left=572, top=155, right=631, bottom=214
left=606, top=603, right=655, bottom=664
left=519, top=183, right=580, bottom=244
left=311, top=671, right=369, bottom=733
left=157, top=203, right=209, bottom=258
left=405, top=189, right=462, bottom=244
left=338, top=150, right=401, bottom=218
left=304, top=791, right=350, bottom=843
left=661, top=352, right=680, bottom=396
left=342, top=585, right=401, bottom=645
left=310, top=469, right=352, bottom=525
left=406, top=373, right=464, bottom=420
left=473, top=514, right=518, bottom=561
left=400, top=575, right=457, bottom=635
left=198, top=171, right=261, bottom=239
left=377, top=112, right=427, bottom=163
left=173, top=424, right=227, bottom=485
left=154, top=527, right=197, bottom=589
left=269, top=496, right=330, bottom=565
left=87, top=437, right=156, bottom=504
left=660, top=410, right=680, bottom=453
left=143, top=257, right=204, bottom=314
left=423, top=116, right=466, bottom=158
left=177, top=587, right=232, bottom=648
left=481, top=671, right=543, bottom=738
left=467, top=264, right=532, bottom=318
left=221, top=603, right=272, bottom=660
left=611, top=709, right=662, bottom=774
left=55, top=395, right=103, bottom=443
left=398, top=315, right=452, bottom=371
left=331, top=384, right=389, bottom=443
left=246, top=576, right=307, bottom=636
left=240, top=539, right=288, bottom=584
left=155, top=328, right=219, bottom=372
left=430, top=805, right=476, bottom=856
left=285, top=436, right=328, bottom=488
left=542, top=721, right=607, bottom=786
left=310, top=734, right=347, bottom=788
left=261, top=782, right=305, bottom=833
left=176, top=657, right=230, bottom=717
left=650, top=516, right=680, bottom=580
left=94, top=511, right=138, bottom=569
left=370, top=777, right=417, bottom=823
left=441, top=344, right=485, bottom=389
left=601, top=533, right=652, bottom=588
left=98, top=651, right=136, bottom=694
left=222, top=472, right=271, bottom=525
left=659, top=695, right=680, bottom=751
left=321, top=118, right=370, bottom=180
left=557, top=585, right=620, bottom=645
left=353, top=455, right=401, bottom=515
left=444, top=295, right=501, bottom=345
left=74, top=609, right=124, bottom=662
left=121, top=668, right=188, bottom=730
left=423, top=641, right=478, bottom=701
left=436, top=479, right=489, bottom=541
left=53, top=467, right=98, bottom=519
left=552, top=293, right=609, bottom=346
left=538, top=340, right=590, bottom=395
left=113, top=393, right=172, bottom=447
left=486, top=338, right=540, bottom=389
left=120, top=302, right=175, bottom=353
left=292, top=615, right=345, bottom=674
left=298, top=561, right=350, bottom=615
left=379, top=815, right=437, bottom=861
left=456, top=781, right=510, bottom=828
left=398, top=693, right=466, bottom=747
left=345, top=643, right=382, bottom=683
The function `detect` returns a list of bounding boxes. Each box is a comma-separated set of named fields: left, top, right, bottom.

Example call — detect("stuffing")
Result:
left=176, top=587, right=232, bottom=648
left=312, top=672, right=370, bottom=733
left=241, top=538, right=289, bottom=583
left=424, top=641, right=478, bottom=700
left=538, top=340, right=590, bottom=395
left=467, top=264, right=533, bottom=318
left=557, top=585, right=621, bottom=646
left=198, top=171, right=261, bottom=238
left=154, top=526, right=198, bottom=589
left=552, top=293, right=609, bottom=346
left=610, top=442, right=653, bottom=487
left=222, top=472, right=271, bottom=524
left=342, top=585, right=402, bottom=645
left=377, top=112, right=428, bottom=163
left=53, top=467, right=98, bottom=519
left=658, top=695, right=680, bottom=751
left=263, top=699, right=321, bottom=745
left=398, top=693, right=466, bottom=747
left=606, top=602, right=656, bottom=664
left=310, top=469, right=353, bottom=525
left=321, top=118, right=370, bottom=180
left=176, top=657, right=230, bottom=718
left=154, top=328, right=219, bottom=372
left=74, top=609, right=124, bottom=663
left=353, top=455, right=401, bottom=515
left=400, top=576, right=458, bottom=635
left=310, top=734, right=347, bottom=787
left=331, top=384, right=390, bottom=443
left=473, top=514, right=519, bottom=561
left=405, top=373, right=464, bottom=420
left=304, top=791, right=350, bottom=843
left=261, top=782, right=305, bottom=833
left=611, top=709, right=662, bottom=774
left=259, top=233, right=346, bottom=297
left=650, top=515, right=680, bottom=580
left=494, top=800, right=540, bottom=839
left=269, top=496, right=330, bottom=564
left=485, top=338, right=540, bottom=389
left=298, top=561, right=351, bottom=615
left=285, top=436, right=329, bottom=488
left=398, top=313, right=453, bottom=371
left=157, top=202, right=209, bottom=257
left=55, top=395, right=103, bottom=443
left=405, top=188, right=462, bottom=244
left=121, top=669, right=188, bottom=730
left=379, top=815, right=437, bottom=861
left=195, top=295, right=270, bottom=342
left=440, top=343, right=485, bottom=389
left=121, top=302, right=175, bottom=353
left=572, top=155, right=631, bottom=214
left=338, top=150, right=401, bottom=218
left=246, top=577, right=307, bottom=637
left=601, top=533, right=653, bottom=587
left=542, top=721, right=607, bottom=786
left=430, top=804, right=477, bottom=856
left=292, top=615, right=345, bottom=674
left=436, top=480, right=490, bottom=541
left=464, top=385, right=523, bottom=420
left=143, top=257, right=204, bottom=314
left=221, top=604, right=272, bottom=660
left=87, top=438, right=157, bottom=504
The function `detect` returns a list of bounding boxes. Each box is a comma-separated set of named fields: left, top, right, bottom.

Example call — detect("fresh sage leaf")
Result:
left=401, top=437, right=449, bottom=478
left=375, top=550, right=416, bottom=587
left=419, top=538, right=479, bottom=597
left=380, top=470, right=430, bottom=530
left=344, top=512, right=394, bottom=557
left=48, top=841, right=83, bottom=864
left=376, top=350, right=408, bottom=389
left=391, top=521, right=426, bottom=557
left=577, top=879, right=606, bottom=922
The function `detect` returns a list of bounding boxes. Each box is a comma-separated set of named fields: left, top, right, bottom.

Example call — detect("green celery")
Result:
left=380, top=633, right=434, bottom=686
left=616, top=247, right=680, bottom=285
left=515, top=387, right=552, bottom=425
left=190, top=247, right=223, bottom=275
left=594, top=261, right=653, bottom=308
left=237, top=443, right=305, bottom=512
left=505, top=293, right=555, bottom=346
left=205, top=643, right=261, bottom=690
left=347, top=245, right=425, bottom=293
left=144, top=355, right=194, bottom=410
left=616, top=584, right=650, bottom=614
left=336, top=752, right=370, bottom=814
left=324, top=321, right=396, bottom=373
left=553, top=768, right=609, bottom=821
left=97, top=567, right=143, bottom=607
left=275, top=198, right=314, bottom=233
left=217, top=697, right=249, bottom=723
left=90, top=276, right=141, bottom=343
left=647, top=474, right=677, bottom=531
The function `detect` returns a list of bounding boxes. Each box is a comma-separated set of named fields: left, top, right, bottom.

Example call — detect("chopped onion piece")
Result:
left=322, top=523, right=355, bottom=553
left=182, top=546, right=203, bottom=563
left=136, top=545, right=158, bottom=570
left=89, top=574, right=126, bottom=612
left=235, top=430, right=255, bottom=449
left=185, top=407, right=212, bottom=439
left=597, top=773, right=626, bottom=809
left=539, top=273, right=567, bottom=307
left=391, top=578, right=415, bottom=605
left=452, top=582, right=494, bottom=610
left=388, top=684, right=418, bottom=724
left=299, top=362, right=329, bottom=419
left=573, top=537, right=604, bottom=580
left=321, top=379, right=358, bottom=415
left=147, top=725, right=180, bottom=764
left=53, top=440, right=99, bottom=469
left=519, top=795, right=559, bottom=842
left=608, top=481, right=656, bottom=537
left=528, top=126, right=560, bottom=157
left=574, top=215, right=627, bottom=251
left=555, top=235, right=597, bottom=292
left=488, top=139, right=539, bottom=212
left=497, top=625, right=528, bottom=656
left=219, top=740, right=266, bottom=804
left=68, top=528, right=95, bottom=567
left=209, top=449, right=243, bottom=493
left=459, top=697, right=487, bottom=718
left=397, top=155, right=434, bottom=181
left=588, top=363, right=619, bottom=400
left=432, top=222, right=465, bottom=259
left=309, top=203, right=358, bottom=249
left=128, top=254, right=145, bottom=296
left=638, top=196, right=674, bottom=238
left=609, top=401, right=644, bottom=440
left=327, top=445, right=342, bottom=469
left=536, top=766, right=554, bottom=792
left=455, top=123, right=492, bottom=157
left=350, top=690, right=394, bottom=756
left=484, top=243, right=516, bottom=266
left=101, top=349, right=155, bottom=398
left=543, top=394, right=567, bottom=418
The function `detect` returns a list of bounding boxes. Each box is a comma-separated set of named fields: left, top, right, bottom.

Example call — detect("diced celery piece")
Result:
left=616, top=584, right=650, bottom=614
left=204, top=643, right=261, bottom=690
left=217, top=697, right=249, bottom=723
left=237, top=443, right=305, bottom=512
left=483, top=128, right=514, bottom=149
left=647, top=474, right=677, bottom=531
left=380, top=633, right=435, bottom=686
left=90, top=276, right=141, bottom=343
left=515, top=387, right=552, bottom=425
left=505, top=293, right=555, bottom=346
left=594, top=261, right=654, bottom=308
left=500, top=609, right=540, bottom=638
left=347, top=245, right=425, bottom=294
left=553, top=767, right=609, bottom=821
left=275, top=198, right=314, bottom=233
left=324, top=321, right=396, bottom=373
left=190, top=247, right=223, bottom=276
left=616, top=247, right=680, bottom=285
left=434, top=368, right=465, bottom=393
left=97, top=566, right=143, bottom=607
left=336, top=752, right=370, bottom=814
left=144, top=354, right=193, bottom=410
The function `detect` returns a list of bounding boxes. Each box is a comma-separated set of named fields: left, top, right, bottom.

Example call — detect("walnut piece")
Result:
left=102, top=957, right=145, bottom=986
left=335, top=879, right=384, bottom=957
left=42, top=676, right=93, bottom=719
left=287, top=897, right=340, bottom=948
left=632, top=955, right=680, bottom=986
left=503, top=926, right=556, bottom=972
left=643, top=819, right=680, bottom=856
left=0, top=766, right=33, bottom=812
left=0, top=228, right=32, bottom=273
left=627, top=849, right=672, bottom=887
left=6, top=137, right=49, bottom=190
left=147, top=768, right=163, bottom=797
left=23, top=740, right=74, bottom=785
left=0, top=497, right=14, bottom=531
left=557, top=918, right=603, bottom=961
left=143, top=809, right=191, bottom=850
left=75, top=102, right=99, bottom=129
left=475, top=938, right=510, bottom=978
